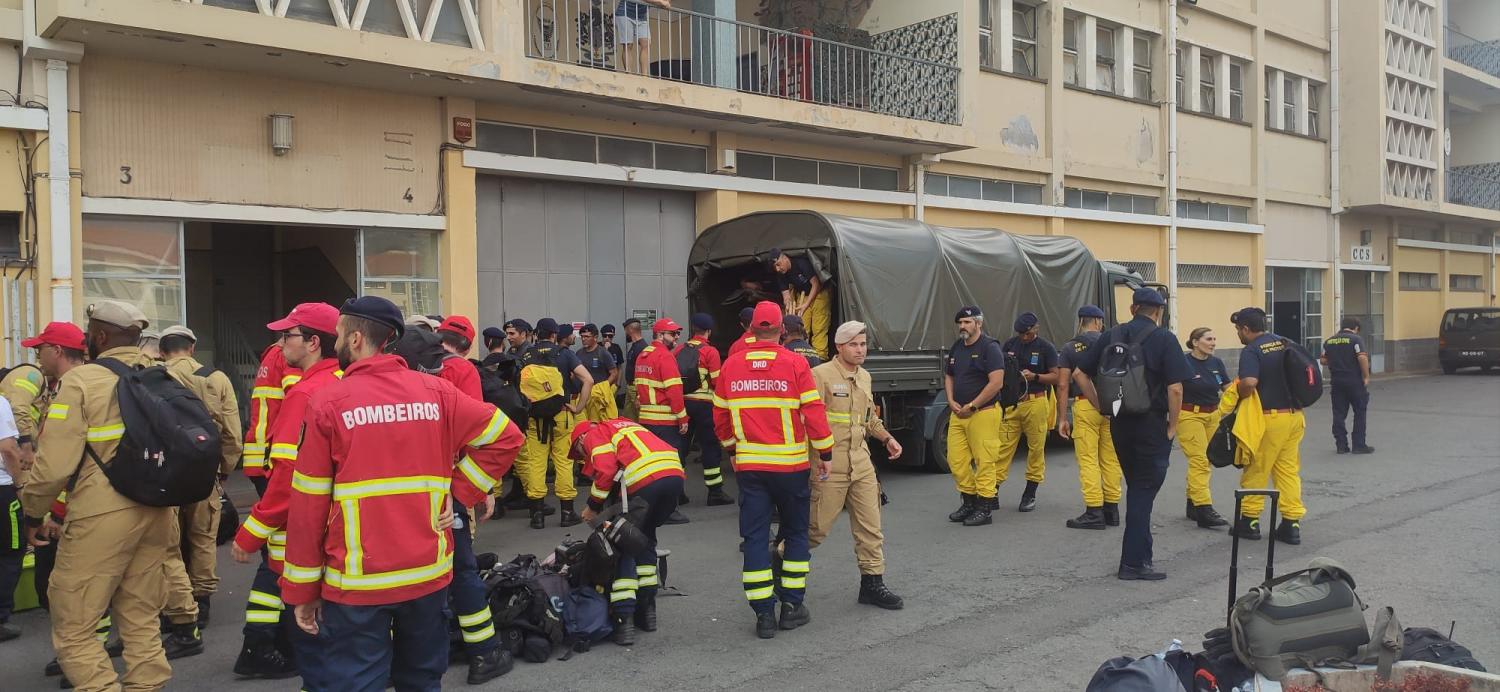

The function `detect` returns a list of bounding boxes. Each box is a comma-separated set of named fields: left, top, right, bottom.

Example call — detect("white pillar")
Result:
left=1296, top=75, right=1310, bottom=135
left=46, top=58, right=72, bottom=323
left=1119, top=25, right=1135, bottom=97
left=1185, top=44, right=1201, bottom=113
left=1216, top=53, right=1232, bottom=118
left=998, top=0, right=1015, bottom=73
left=1083, top=15, right=1099, bottom=91
left=1270, top=69, right=1286, bottom=130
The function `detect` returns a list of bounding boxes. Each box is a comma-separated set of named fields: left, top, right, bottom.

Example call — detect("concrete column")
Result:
left=998, top=0, right=1015, bottom=73
left=1217, top=53, right=1232, bottom=118
left=1119, top=25, right=1135, bottom=98
left=1296, top=76, right=1310, bottom=135
left=693, top=0, right=737, bottom=89
left=1185, top=44, right=1201, bottom=113
left=1270, top=69, right=1286, bottom=130
left=440, top=148, right=479, bottom=321
left=1083, top=16, right=1099, bottom=91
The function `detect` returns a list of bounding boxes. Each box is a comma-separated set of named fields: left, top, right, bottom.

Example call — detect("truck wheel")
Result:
left=925, top=412, right=951, bottom=474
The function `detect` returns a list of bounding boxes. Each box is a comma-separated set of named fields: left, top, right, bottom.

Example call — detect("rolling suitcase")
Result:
left=1226, top=487, right=1279, bottom=618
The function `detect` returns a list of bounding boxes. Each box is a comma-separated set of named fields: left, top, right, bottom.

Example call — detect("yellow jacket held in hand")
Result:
left=1218, top=381, right=1266, bottom=468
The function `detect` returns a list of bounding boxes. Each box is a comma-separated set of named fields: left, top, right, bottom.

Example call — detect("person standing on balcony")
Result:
left=616, top=0, right=672, bottom=75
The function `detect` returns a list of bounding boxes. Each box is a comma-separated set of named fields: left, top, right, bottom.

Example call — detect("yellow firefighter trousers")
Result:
left=1072, top=398, right=1121, bottom=507
left=997, top=396, right=1049, bottom=486
left=947, top=405, right=1002, bottom=499
left=808, top=458, right=884, bottom=575
left=585, top=381, right=618, bottom=422
left=795, top=289, right=832, bottom=360
left=517, top=409, right=577, bottom=501
left=1238, top=411, right=1306, bottom=520
left=1177, top=411, right=1218, bottom=506
left=51, top=505, right=174, bottom=692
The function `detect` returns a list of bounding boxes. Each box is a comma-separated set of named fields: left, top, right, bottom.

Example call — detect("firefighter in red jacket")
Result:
left=281, top=296, right=522, bottom=692
left=436, top=315, right=485, bottom=400
left=244, top=343, right=302, bottom=495
left=229, top=302, right=342, bottom=681
left=677, top=313, right=734, bottom=505
left=634, top=318, right=689, bottom=450
left=570, top=418, right=684, bottom=647
left=714, top=301, right=834, bottom=639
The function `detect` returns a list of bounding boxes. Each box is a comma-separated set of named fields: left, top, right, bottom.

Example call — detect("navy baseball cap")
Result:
left=1077, top=305, right=1106, bottom=319
left=738, top=307, right=755, bottom=326
left=340, top=296, right=405, bottom=339
left=955, top=306, right=982, bottom=322
left=690, top=313, right=715, bottom=331
left=503, top=318, right=532, bottom=333
left=1230, top=307, right=1267, bottom=325
left=1132, top=288, right=1167, bottom=307
left=622, top=318, right=642, bottom=328
left=601, top=323, right=617, bottom=336
left=580, top=323, right=599, bottom=336
left=482, top=326, right=505, bottom=340
left=557, top=323, right=574, bottom=339
left=535, top=318, right=559, bottom=336
left=1013, top=312, right=1039, bottom=333
left=782, top=315, right=805, bottom=330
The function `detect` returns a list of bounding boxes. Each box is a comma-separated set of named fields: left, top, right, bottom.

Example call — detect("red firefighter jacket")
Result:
left=727, top=331, right=763, bottom=357
left=235, top=357, right=341, bottom=571
left=244, top=344, right=302, bottom=478
left=439, top=355, right=484, bottom=401
left=675, top=339, right=721, bottom=403
left=633, top=341, right=686, bottom=426
left=581, top=418, right=686, bottom=512
left=713, top=343, right=834, bottom=473
left=279, top=354, right=522, bottom=607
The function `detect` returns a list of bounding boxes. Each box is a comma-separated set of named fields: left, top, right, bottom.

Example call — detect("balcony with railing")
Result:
left=524, top=0, right=960, bottom=125
left=1447, top=166, right=1500, bottom=211
left=1446, top=26, right=1500, bottom=80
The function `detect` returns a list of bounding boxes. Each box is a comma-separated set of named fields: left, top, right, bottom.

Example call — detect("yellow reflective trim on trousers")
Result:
left=291, top=472, right=333, bottom=496
left=252, top=386, right=285, bottom=401
left=467, top=410, right=510, bottom=447
left=323, top=555, right=454, bottom=591
left=742, top=569, right=773, bottom=583
left=457, top=456, right=498, bottom=493
left=282, top=561, right=323, bottom=584
left=247, top=591, right=284, bottom=609
left=781, top=560, right=810, bottom=572
left=825, top=412, right=851, bottom=423
left=612, top=578, right=639, bottom=590
left=589, top=485, right=609, bottom=500
left=610, top=590, right=634, bottom=603
left=744, top=586, right=775, bottom=600
left=636, top=564, right=657, bottom=576
left=622, top=455, right=683, bottom=486
left=47, top=403, right=70, bottom=420
left=457, top=608, right=493, bottom=627
left=461, top=624, right=496, bottom=643
left=242, top=515, right=276, bottom=539
left=331, top=475, right=448, bottom=501
left=638, top=575, right=660, bottom=587
left=245, top=610, right=282, bottom=624
left=780, top=576, right=806, bottom=588
left=343, top=499, right=363, bottom=577
left=86, top=424, right=125, bottom=442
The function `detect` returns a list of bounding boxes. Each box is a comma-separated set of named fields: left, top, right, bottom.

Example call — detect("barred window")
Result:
left=1398, top=272, right=1438, bottom=291
left=1450, top=274, right=1483, bottom=292
left=1112, top=261, right=1158, bottom=282
left=1179, top=263, right=1251, bottom=287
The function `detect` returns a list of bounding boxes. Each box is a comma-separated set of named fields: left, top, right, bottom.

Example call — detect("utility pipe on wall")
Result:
left=1330, top=0, right=1344, bottom=324
left=46, top=58, right=72, bottom=323
left=1166, top=0, right=1179, bottom=328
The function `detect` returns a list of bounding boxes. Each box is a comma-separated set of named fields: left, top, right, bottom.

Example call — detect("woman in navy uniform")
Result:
left=1178, top=327, right=1229, bottom=529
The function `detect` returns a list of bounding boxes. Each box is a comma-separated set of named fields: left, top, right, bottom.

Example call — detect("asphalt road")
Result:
left=3, top=372, right=1497, bottom=691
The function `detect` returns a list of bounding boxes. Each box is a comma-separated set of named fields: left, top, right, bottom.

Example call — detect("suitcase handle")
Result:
left=1228, top=488, right=1280, bottom=619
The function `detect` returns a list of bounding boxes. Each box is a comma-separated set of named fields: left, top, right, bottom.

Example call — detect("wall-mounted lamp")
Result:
left=269, top=113, right=294, bottom=156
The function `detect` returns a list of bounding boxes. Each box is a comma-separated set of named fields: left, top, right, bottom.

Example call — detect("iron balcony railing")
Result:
left=1447, top=168, right=1500, bottom=212
left=1446, top=26, right=1500, bottom=80
left=524, top=0, right=961, bottom=125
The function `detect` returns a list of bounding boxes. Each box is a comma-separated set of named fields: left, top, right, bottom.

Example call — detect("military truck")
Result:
left=687, top=211, right=1160, bottom=471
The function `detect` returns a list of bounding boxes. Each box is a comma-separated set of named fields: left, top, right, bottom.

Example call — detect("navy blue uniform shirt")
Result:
left=624, top=339, right=648, bottom=384
left=946, top=335, right=1006, bottom=409
left=1003, top=335, right=1059, bottom=395
left=776, top=256, right=819, bottom=294
left=1240, top=333, right=1295, bottom=409
left=1183, top=354, right=1229, bottom=407
left=1073, top=315, right=1192, bottom=414
left=1321, top=330, right=1366, bottom=385
left=578, top=345, right=617, bottom=385
left=784, top=338, right=822, bottom=368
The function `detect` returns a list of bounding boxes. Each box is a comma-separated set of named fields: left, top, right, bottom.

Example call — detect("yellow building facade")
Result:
left=0, top=0, right=1493, bottom=381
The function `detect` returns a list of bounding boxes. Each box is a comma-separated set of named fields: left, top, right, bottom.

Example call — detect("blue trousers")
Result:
left=449, top=502, right=498, bottom=655
left=1109, top=413, right=1170, bottom=570
left=1330, top=380, right=1368, bottom=450
left=245, top=558, right=324, bottom=687
left=0, top=485, right=20, bottom=623
left=319, top=588, right=449, bottom=692
left=611, top=476, right=682, bottom=615
left=681, top=401, right=725, bottom=488
left=738, top=470, right=811, bottom=614
left=644, top=424, right=683, bottom=451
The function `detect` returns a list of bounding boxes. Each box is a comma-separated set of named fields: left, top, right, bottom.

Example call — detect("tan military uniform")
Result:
left=1, top=362, right=47, bottom=444
left=20, top=346, right=174, bottom=692
left=161, top=355, right=243, bottom=625
left=809, top=360, right=890, bottom=575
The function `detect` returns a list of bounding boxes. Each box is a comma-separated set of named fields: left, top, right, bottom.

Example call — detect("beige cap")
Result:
left=406, top=315, right=440, bottom=331
left=159, top=325, right=197, bottom=342
left=834, top=321, right=868, bottom=345
left=87, top=300, right=150, bottom=330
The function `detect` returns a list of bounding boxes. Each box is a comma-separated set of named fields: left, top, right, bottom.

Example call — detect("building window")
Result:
left=1229, top=61, right=1244, bottom=121
left=1113, top=260, right=1158, bottom=282
left=1096, top=24, right=1117, bottom=92
left=1177, top=200, right=1251, bottom=223
left=1398, top=226, right=1440, bottom=241
left=1179, top=263, right=1252, bottom=287
left=926, top=173, right=1043, bottom=203
left=1063, top=14, right=1080, bottom=86
left=739, top=152, right=900, bottom=191
left=1307, top=83, right=1322, bottom=137
left=1065, top=188, right=1157, bottom=214
left=1398, top=271, right=1438, bottom=291
left=82, top=216, right=186, bottom=330
left=1450, top=274, right=1483, bottom=292
left=1175, top=46, right=1185, bottom=106
left=475, top=122, right=708, bottom=173
left=362, top=228, right=442, bottom=317
left=1265, top=68, right=1275, bottom=125
left=1199, top=52, right=1217, bottom=113
left=1013, top=2, right=1039, bottom=77
left=979, top=0, right=995, bottom=68
left=1283, top=76, right=1298, bottom=132
left=1132, top=34, right=1152, bottom=99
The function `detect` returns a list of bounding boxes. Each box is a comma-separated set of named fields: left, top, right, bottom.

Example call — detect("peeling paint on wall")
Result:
left=1135, top=118, right=1154, bottom=164
left=1000, top=115, right=1039, bottom=153
left=465, top=62, right=501, bottom=79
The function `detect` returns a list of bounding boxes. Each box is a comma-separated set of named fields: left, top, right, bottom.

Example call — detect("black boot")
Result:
left=1186, top=498, right=1196, bottom=521
left=633, top=599, right=658, bottom=632
left=1229, top=516, right=1261, bottom=540
left=778, top=602, right=811, bottom=630
left=678, top=492, right=691, bottom=506
left=1065, top=507, right=1106, bottom=530
left=1352, top=445, right=1375, bottom=455
left=612, top=616, right=637, bottom=646
left=195, top=596, right=211, bottom=626
left=947, top=493, right=975, bottom=523
left=558, top=499, right=581, bottom=528
left=466, top=648, right=514, bottom=685
left=1018, top=481, right=1039, bottom=512
left=0, top=622, right=17, bottom=642
left=755, top=611, right=778, bottom=639
left=162, top=623, right=204, bottom=660
left=857, top=574, right=904, bottom=610
left=664, top=509, right=690, bottom=525
left=233, top=636, right=299, bottom=679
left=1195, top=505, right=1230, bottom=529
left=705, top=487, right=735, bottom=506
left=1102, top=502, right=1120, bottom=526
left=962, top=504, right=993, bottom=526
left=1274, top=520, right=1302, bottom=545
left=501, top=480, right=529, bottom=510
left=528, top=500, right=546, bottom=530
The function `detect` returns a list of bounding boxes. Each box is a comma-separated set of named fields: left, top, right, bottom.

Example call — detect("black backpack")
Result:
left=1279, top=338, right=1324, bottom=408
left=1400, top=627, right=1487, bottom=671
left=86, top=358, right=221, bottom=507
left=391, top=329, right=448, bottom=374
left=1208, top=409, right=1239, bottom=468
left=474, top=364, right=530, bottom=432
left=997, top=343, right=1027, bottom=411
left=1093, top=325, right=1157, bottom=418
left=675, top=341, right=703, bottom=394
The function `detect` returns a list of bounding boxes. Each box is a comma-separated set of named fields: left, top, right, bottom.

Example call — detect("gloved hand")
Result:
left=1201, top=627, right=1252, bottom=689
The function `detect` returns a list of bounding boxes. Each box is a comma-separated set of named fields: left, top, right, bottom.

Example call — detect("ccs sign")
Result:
left=1349, top=245, right=1374, bottom=264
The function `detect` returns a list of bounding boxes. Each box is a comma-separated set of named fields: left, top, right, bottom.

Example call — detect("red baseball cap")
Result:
left=568, top=420, right=597, bottom=461
left=267, top=302, right=340, bottom=335
left=437, top=315, right=476, bottom=342
left=652, top=317, right=682, bottom=334
left=751, top=301, right=783, bottom=329
left=22, top=322, right=86, bottom=351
